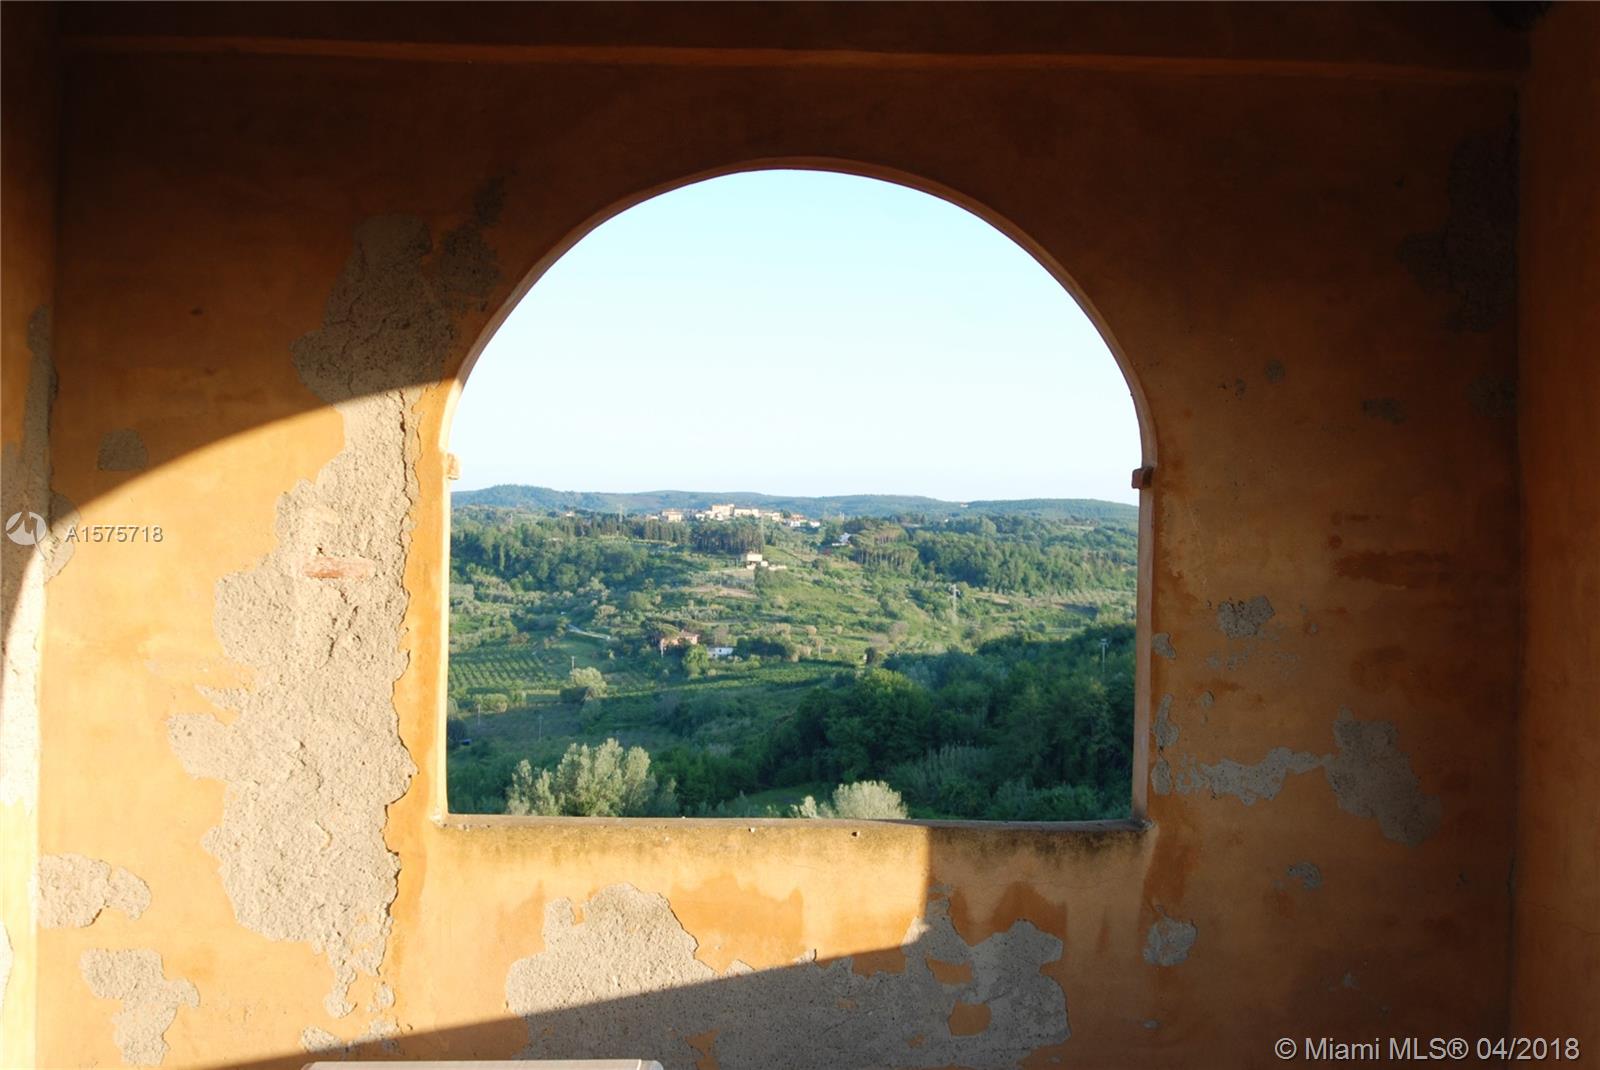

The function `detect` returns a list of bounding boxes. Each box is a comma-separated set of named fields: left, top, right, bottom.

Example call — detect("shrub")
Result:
left=789, top=779, right=907, bottom=820
left=506, top=738, right=677, bottom=817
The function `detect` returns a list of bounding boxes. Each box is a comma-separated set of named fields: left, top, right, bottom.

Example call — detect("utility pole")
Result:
left=1099, top=637, right=1110, bottom=674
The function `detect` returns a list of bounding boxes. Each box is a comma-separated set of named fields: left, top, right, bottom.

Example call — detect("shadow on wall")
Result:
left=208, top=891, right=1069, bottom=1070
left=203, top=819, right=1156, bottom=1070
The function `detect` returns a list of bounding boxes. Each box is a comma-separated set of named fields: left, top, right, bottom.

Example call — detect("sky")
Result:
left=451, top=170, right=1141, bottom=504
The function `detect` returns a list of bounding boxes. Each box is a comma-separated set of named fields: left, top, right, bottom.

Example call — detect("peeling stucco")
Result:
left=1361, top=398, right=1406, bottom=425
left=1151, top=633, right=1177, bottom=660
left=1149, top=759, right=1173, bottom=797
left=1215, top=596, right=1275, bottom=639
left=166, top=193, right=501, bottom=1019
left=1160, top=706, right=1440, bottom=844
left=1178, top=747, right=1323, bottom=805
left=1150, top=695, right=1179, bottom=796
left=1287, top=862, right=1324, bottom=890
left=79, top=949, right=198, bottom=1067
left=96, top=429, right=149, bottom=472
left=1153, top=694, right=1179, bottom=748
left=1, top=306, right=56, bottom=811
left=38, top=854, right=150, bottom=928
left=505, top=884, right=1067, bottom=1070
left=1142, top=912, right=1196, bottom=967
left=298, top=1026, right=340, bottom=1055
left=299, top=1017, right=399, bottom=1057
left=1323, top=709, right=1441, bottom=847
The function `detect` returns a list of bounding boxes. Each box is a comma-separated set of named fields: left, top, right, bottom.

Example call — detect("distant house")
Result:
left=709, top=645, right=735, bottom=660
left=660, top=509, right=685, bottom=523
left=657, top=631, right=701, bottom=656
left=732, top=506, right=762, bottom=519
left=706, top=503, right=735, bottom=520
left=744, top=551, right=764, bottom=565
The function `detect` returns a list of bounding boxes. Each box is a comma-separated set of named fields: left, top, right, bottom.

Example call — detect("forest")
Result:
left=446, top=493, right=1138, bottom=821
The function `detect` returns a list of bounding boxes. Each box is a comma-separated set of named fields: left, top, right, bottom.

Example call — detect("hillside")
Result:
left=445, top=503, right=1137, bottom=819
left=452, top=484, right=1139, bottom=524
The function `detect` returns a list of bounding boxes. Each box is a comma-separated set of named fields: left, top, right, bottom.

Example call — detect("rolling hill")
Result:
left=451, top=484, right=1139, bottom=524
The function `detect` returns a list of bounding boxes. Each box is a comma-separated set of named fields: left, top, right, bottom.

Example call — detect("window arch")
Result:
left=441, top=165, right=1154, bottom=824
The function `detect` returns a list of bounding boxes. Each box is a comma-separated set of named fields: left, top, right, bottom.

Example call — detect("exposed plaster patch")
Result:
left=1342, top=972, right=1359, bottom=990
left=166, top=195, right=501, bottom=1019
left=1265, top=360, right=1286, bottom=384
left=38, top=854, right=150, bottom=928
left=1152, top=695, right=1179, bottom=749
left=1176, top=748, right=1323, bottom=806
left=1142, top=912, right=1196, bottom=967
left=96, top=429, right=149, bottom=472
left=1151, top=633, right=1176, bottom=660
left=79, top=949, right=198, bottom=1067
left=1323, top=709, right=1441, bottom=847
left=1, top=306, right=61, bottom=812
left=1361, top=398, right=1406, bottom=425
left=1163, top=709, right=1439, bottom=844
left=506, top=884, right=1067, bottom=1070
left=1397, top=125, right=1517, bottom=332
left=1149, top=758, right=1172, bottom=797
left=1150, top=695, right=1180, bottom=796
left=301, top=555, right=377, bottom=580
left=1287, top=862, right=1324, bottom=890
left=299, top=1026, right=341, bottom=1055
left=1216, top=596, right=1275, bottom=639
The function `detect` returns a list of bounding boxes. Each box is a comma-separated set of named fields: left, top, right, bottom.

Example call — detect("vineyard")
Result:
left=445, top=504, right=1139, bottom=815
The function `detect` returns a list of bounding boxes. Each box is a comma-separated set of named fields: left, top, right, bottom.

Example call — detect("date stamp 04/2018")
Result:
left=1276, top=1036, right=1582, bottom=1062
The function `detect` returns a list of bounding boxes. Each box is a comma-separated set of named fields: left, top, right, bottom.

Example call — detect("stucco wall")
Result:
left=1511, top=2, right=1600, bottom=1055
left=6, top=6, right=1546, bottom=1067
left=1, top=6, right=60, bottom=1068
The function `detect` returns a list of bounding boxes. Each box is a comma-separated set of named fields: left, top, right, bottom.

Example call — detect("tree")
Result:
left=506, top=739, right=678, bottom=817
left=790, top=780, right=907, bottom=820
left=681, top=644, right=711, bottom=678
left=561, top=665, right=608, bottom=703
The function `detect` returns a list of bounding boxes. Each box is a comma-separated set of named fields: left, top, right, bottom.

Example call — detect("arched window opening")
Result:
left=446, top=170, right=1144, bottom=822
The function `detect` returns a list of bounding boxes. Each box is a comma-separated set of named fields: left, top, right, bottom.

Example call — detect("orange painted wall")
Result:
left=8, top=5, right=1579, bottom=1068
left=1, top=6, right=59, bottom=1068
left=1511, top=2, right=1600, bottom=1054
